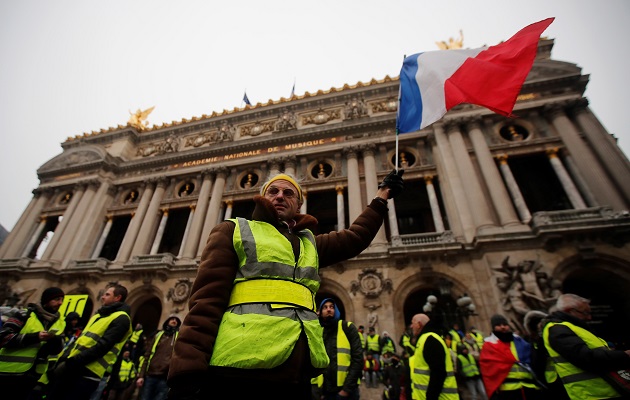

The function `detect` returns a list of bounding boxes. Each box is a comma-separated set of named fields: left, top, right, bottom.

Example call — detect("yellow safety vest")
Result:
left=119, top=359, right=137, bottom=382
left=381, top=338, right=396, bottom=354
left=210, top=218, right=328, bottom=369
left=67, top=310, right=131, bottom=378
left=359, top=333, right=366, bottom=350
left=334, top=320, right=354, bottom=387
left=0, top=311, right=65, bottom=375
left=498, top=341, right=539, bottom=392
left=129, top=329, right=143, bottom=344
left=401, top=333, right=415, bottom=356
left=457, top=353, right=480, bottom=378
left=410, top=332, right=458, bottom=400
left=147, top=330, right=178, bottom=368
left=543, top=321, right=620, bottom=399
left=470, top=331, right=484, bottom=349
left=366, top=335, right=380, bottom=353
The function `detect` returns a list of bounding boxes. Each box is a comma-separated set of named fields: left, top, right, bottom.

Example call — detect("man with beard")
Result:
left=479, top=314, right=542, bottom=399
left=542, top=293, right=630, bottom=399
left=47, top=284, right=132, bottom=400
left=0, top=287, right=66, bottom=400
left=408, top=313, right=458, bottom=400
left=318, top=298, right=363, bottom=400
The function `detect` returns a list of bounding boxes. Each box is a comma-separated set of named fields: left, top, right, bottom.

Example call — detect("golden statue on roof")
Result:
left=128, top=106, right=155, bottom=131
left=436, top=30, right=464, bottom=50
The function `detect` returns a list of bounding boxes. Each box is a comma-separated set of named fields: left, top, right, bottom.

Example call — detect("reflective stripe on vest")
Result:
left=68, top=310, right=131, bottom=378
left=543, top=321, right=619, bottom=399
left=457, top=353, right=480, bottom=378
left=130, top=329, right=143, bottom=344
left=410, top=332, right=458, bottom=400
left=147, top=330, right=178, bottom=368
left=119, top=359, right=137, bottom=382
left=0, top=312, right=65, bottom=374
left=209, top=218, right=329, bottom=370
left=336, top=319, right=353, bottom=386
left=499, top=341, right=538, bottom=391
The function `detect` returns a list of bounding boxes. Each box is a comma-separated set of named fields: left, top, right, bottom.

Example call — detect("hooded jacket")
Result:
left=168, top=195, right=387, bottom=390
left=141, top=315, right=182, bottom=379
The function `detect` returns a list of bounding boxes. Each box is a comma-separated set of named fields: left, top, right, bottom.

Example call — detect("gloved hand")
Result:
left=378, top=169, right=405, bottom=199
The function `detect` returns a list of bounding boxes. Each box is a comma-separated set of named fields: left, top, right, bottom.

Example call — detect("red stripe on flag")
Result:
left=444, top=18, right=554, bottom=116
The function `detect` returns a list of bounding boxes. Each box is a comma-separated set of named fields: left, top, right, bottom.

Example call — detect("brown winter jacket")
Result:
left=168, top=194, right=388, bottom=388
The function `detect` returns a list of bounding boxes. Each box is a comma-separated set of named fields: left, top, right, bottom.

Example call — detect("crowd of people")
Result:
left=2, top=171, right=629, bottom=400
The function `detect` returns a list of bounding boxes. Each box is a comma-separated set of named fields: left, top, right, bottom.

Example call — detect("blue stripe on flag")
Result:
left=397, top=53, right=424, bottom=133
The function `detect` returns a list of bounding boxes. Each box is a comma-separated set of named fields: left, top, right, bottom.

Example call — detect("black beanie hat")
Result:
left=41, top=287, right=65, bottom=305
left=490, top=314, right=509, bottom=328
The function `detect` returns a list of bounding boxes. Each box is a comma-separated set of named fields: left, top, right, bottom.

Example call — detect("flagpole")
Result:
left=394, top=55, right=405, bottom=173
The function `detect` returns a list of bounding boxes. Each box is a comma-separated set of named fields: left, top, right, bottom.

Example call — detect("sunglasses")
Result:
left=266, top=186, right=296, bottom=199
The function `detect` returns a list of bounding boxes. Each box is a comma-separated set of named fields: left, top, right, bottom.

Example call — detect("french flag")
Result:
left=397, top=18, right=554, bottom=133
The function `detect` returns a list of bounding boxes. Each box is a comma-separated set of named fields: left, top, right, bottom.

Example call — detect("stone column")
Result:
left=198, top=169, right=228, bottom=255
left=91, top=215, right=114, bottom=258
left=64, top=180, right=115, bottom=263
left=21, top=217, right=48, bottom=258
left=40, top=187, right=84, bottom=261
left=424, top=176, right=445, bottom=232
left=178, top=205, right=195, bottom=258
left=116, top=181, right=155, bottom=262
left=50, top=181, right=98, bottom=262
left=336, top=185, right=345, bottom=230
left=345, top=147, right=362, bottom=223
left=467, top=121, right=520, bottom=226
left=224, top=200, right=233, bottom=220
left=496, top=155, right=531, bottom=222
left=284, top=157, right=296, bottom=177
left=387, top=199, right=400, bottom=238
left=546, top=148, right=587, bottom=209
left=363, top=145, right=387, bottom=245
left=268, top=159, right=281, bottom=176
left=447, top=123, right=495, bottom=231
left=150, top=209, right=169, bottom=255
left=132, top=178, right=167, bottom=256
left=300, top=192, right=307, bottom=215
left=561, top=153, right=598, bottom=207
left=433, top=125, right=474, bottom=241
left=546, top=104, right=625, bottom=209
left=0, top=188, right=51, bottom=258
left=181, top=171, right=213, bottom=258
left=572, top=101, right=630, bottom=206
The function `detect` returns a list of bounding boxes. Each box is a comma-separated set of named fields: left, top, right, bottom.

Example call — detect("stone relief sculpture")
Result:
left=137, top=133, right=180, bottom=157
left=275, top=109, right=298, bottom=132
left=167, top=279, right=192, bottom=303
left=494, top=257, right=563, bottom=333
left=344, top=95, right=368, bottom=120
left=350, top=268, right=393, bottom=298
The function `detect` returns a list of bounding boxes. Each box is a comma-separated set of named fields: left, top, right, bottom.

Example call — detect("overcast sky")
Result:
left=1, top=0, right=628, bottom=232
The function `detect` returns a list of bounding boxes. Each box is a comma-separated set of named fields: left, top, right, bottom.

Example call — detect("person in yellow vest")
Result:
left=128, top=323, right=144, bottom=363
left=409, top=313, right=459, bottom=400
left=469, top=326, right=485, bottom=349
left=136, top=315, right=181, bottom=400
left=543, top=293, right=630, bottom=400
left=167, top=170, right=404, bottom=399
left=357, top=325, right=367, bottom=354
left=380, top=331, right=397, bottom=357
left=366, top=326, right=382, bottom=365
left=47, top=284, right=132, bottom=400
left=107, top=349, right=137, bottom=400
left=456, top=344, right=488, bottom=400
left=479, top=314, right=542, bottom=400
left=363, top=351, right=381, bottom=388
left=0, top=287, right=65, bottom=400
left=448, top=323, right=463, bottom=352
left=319, top=298, right=363, bottom=399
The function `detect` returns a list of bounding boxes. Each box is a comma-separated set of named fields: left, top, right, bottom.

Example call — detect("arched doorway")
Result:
left=402, top=288, right=462, bottom=337
left=133, top=297, right=163, bottom=337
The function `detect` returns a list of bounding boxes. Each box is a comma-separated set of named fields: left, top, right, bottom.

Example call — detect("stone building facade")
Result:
left=1, top=38, right=629, bottom=346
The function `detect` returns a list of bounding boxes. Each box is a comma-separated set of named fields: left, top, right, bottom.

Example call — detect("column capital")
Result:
left=336, top=185, right=345, bottom=194
left=160, top=208, right=169, bottom=215
left=443, top=120, right=462, bottom=134
left=423, top=175, right=434, bottom=185
left=360, top=143, right=377, bottom=156
left=224, top=199, right=233, bottom=207
left=464, top=118, right=483, bottom=131
left=189, top=203, right=196, bottom=211
left=546, top=147, right=559, bottom=158
left=496, top=154, right=509, bottom=164
left=342, top=146, right=360, bottom=158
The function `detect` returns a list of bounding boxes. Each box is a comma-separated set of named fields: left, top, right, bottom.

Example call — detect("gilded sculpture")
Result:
left=436, top=30, right=464, bottom=50
left=128, top=106, right=155, bottom=131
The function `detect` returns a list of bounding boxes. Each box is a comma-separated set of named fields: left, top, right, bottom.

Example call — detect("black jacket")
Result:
left=321, top=319, right=363, bottom=395
left=545, top=311, right=630, bottom=372
left=413, top=320, right=447, bottom=400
